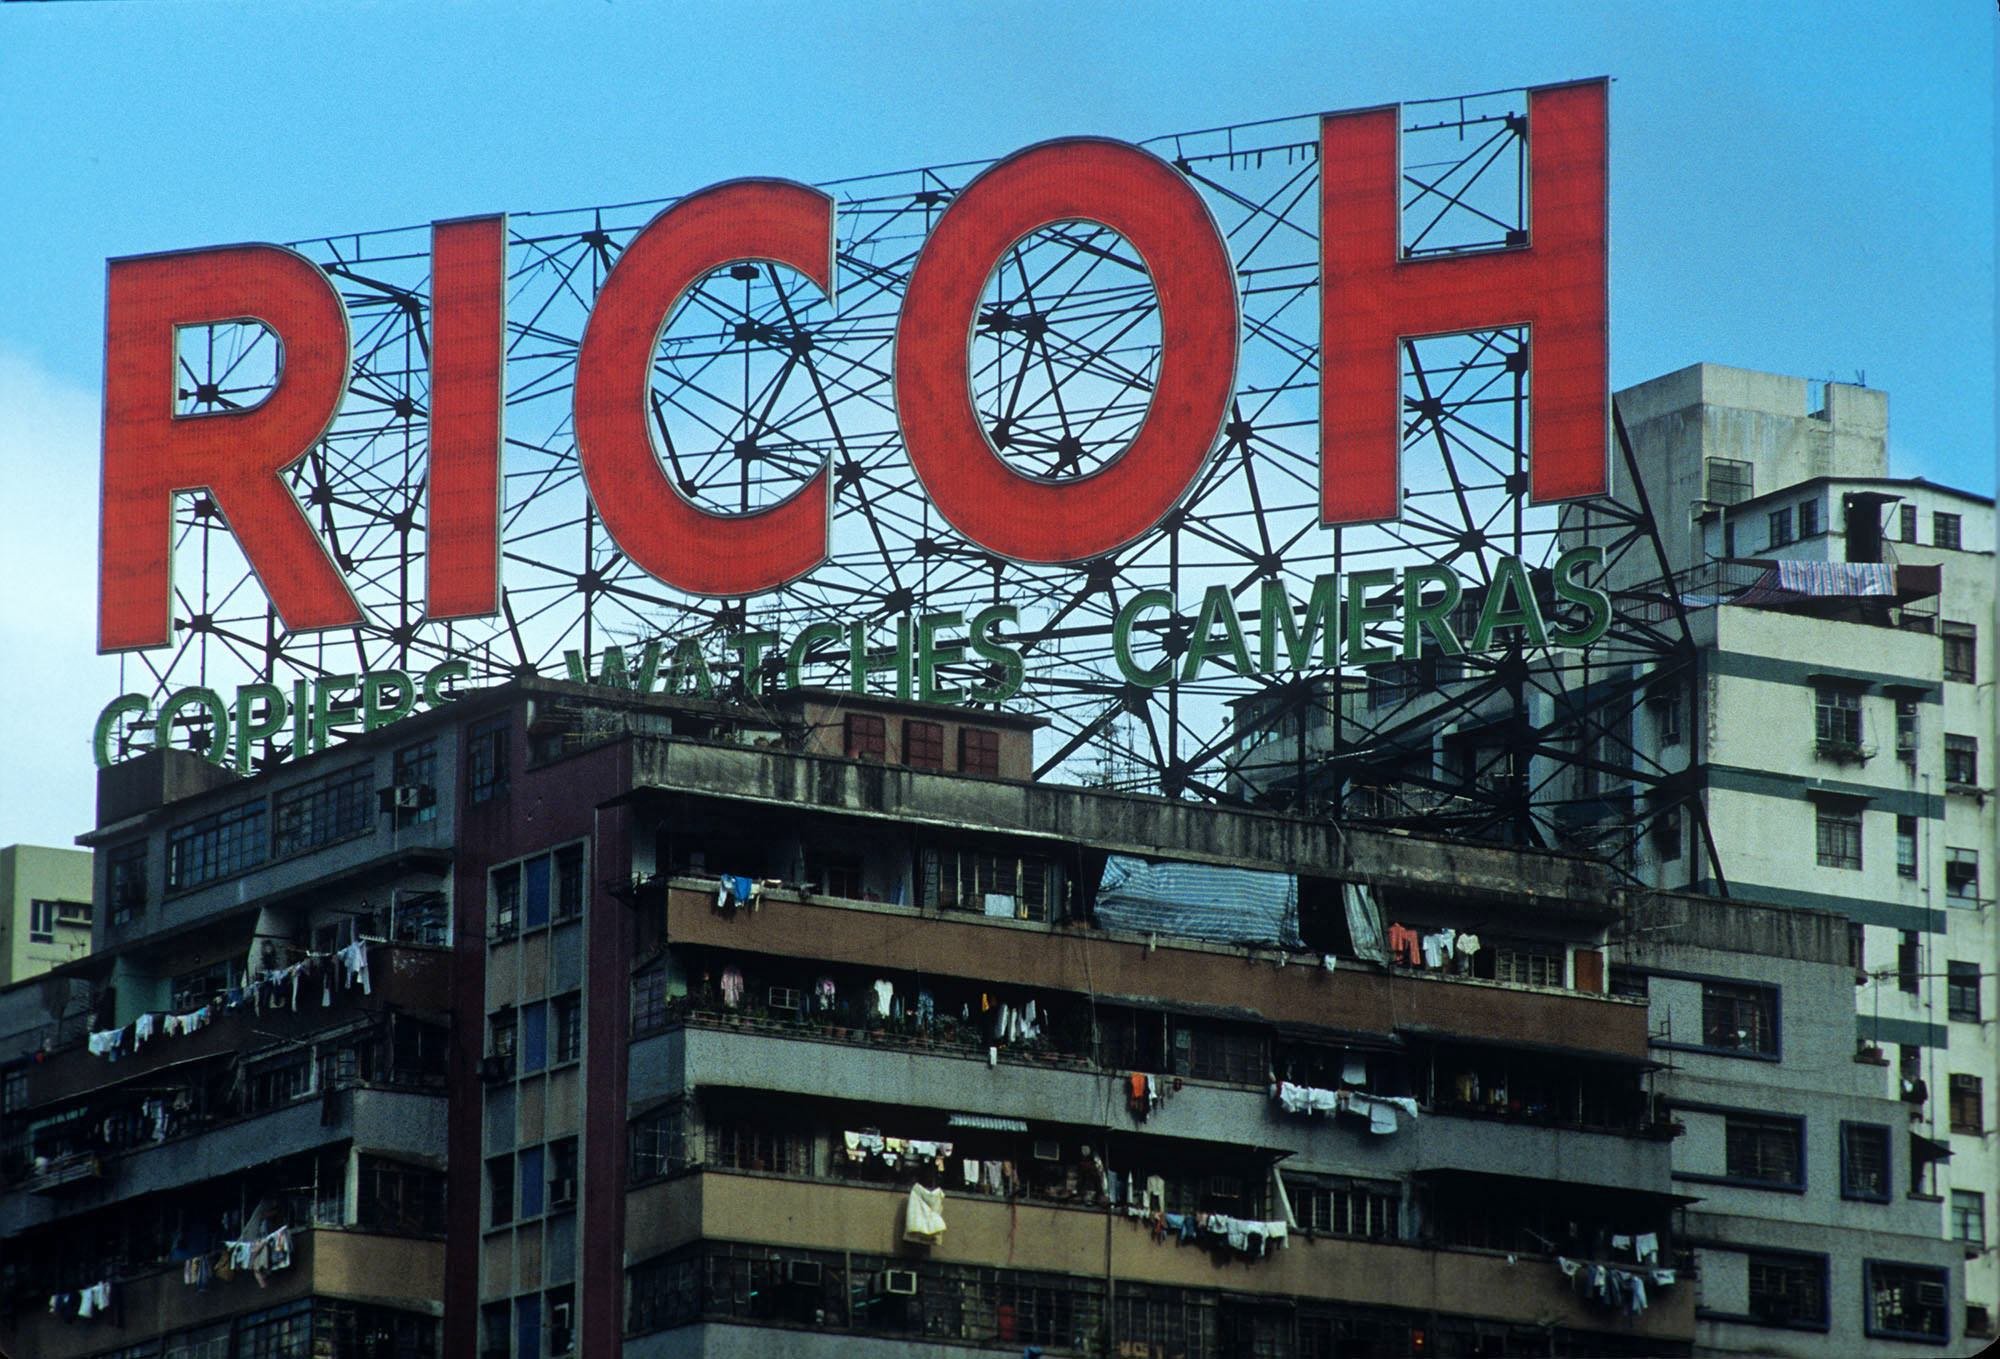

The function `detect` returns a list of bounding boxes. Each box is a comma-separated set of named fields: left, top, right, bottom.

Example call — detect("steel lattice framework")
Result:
left=112, top=84, right=1719, bottom=884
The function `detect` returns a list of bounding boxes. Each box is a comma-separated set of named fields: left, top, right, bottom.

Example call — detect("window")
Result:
left=553, top=992, right=582, bottom=1064
left=521, top=1002, right=548, bottom=1074
left=902, top=719, right=944, bottom=770
left=1942, top=621, right=1977, bottom=683
left=468, top=715, right=510, bottom=803
left=1949, top=1074, right=1983, bottom=1134
left=519, top=1144, right=546, bottom=1217
left=1747, top=1251, right=1827, bottom=1328
left=1493, top=944, right=1564, bottom=988
left=1945, top=733, right=1978, bottom=787
left=492, top=863, right=520, bottom=938
left=1932, top=512, right=1962, bottom=550
left=554, top=844, right=584, bottom=921
left=1898, top=502, right=1918, bottom=542
left=920, top=845, right=1060, bottom=921
left=488, top=1155, right=514, bottom=1226
left=631, top=960, right=669, bottom=1038
left=235, top=1301, right=313, bottom=1359
left=1293, top=1176, right=1399, bottom=1239
left=1652, top=692, right=1682, bottom=747
left=27, top=899, right=58, bottom=943
left=1652, top=804, right=1683, bottom=860
left=1813, top=685, right=1862, bottom=749
left=1609, top=966, right=1649, bottom=999
left=1946, top=848, right=1980, bottom=903
left=242, top=1053, right=314, bottom=1113
left=1895, top=699, right=1919, bottom=762
left=1897, top=816, right=1918, bottom=879
left=1899, top=931, right=1921, bottom=995
left=489, top=1008, right=518, bottom=1066
left=706, top=1120, right=812, bottom=1176
left=1767, top=507, right=1794, bottom=548
left=1866, top=1261, right=1949, bottom=1341
left=1953, top=1191, right=1986, bottom=1249
left=630, top=1104, right=686, bottom=1181
left=172, top=959, right=236, bottom=1011
left=1724, top=1114, right=1803, bottom=1186
left=1706, top=457, right=1753, bottom=507
left=959, top=726, right=1001, bottom=777
left=1796, top=498, right=1819, bottom=538
left=167, top=800, right=268, bottom=891
left=358, top=1155, right=447, bottom=1235
left=524, top=855, right=550, bottom=928
left=548, top=1137, right=578, bottom=1210
left=1701, top=981, right=1777, bottom=1055
left=547, top=1284, right=576, bottom=1356
left=1848, top=922, right=1866, bottom=972
left=1172, top=1020, right=1269, bottom=1085
left=107, top=840, right=147, bottom=925
left=1815, top=804, right=1862, bottom=870
left=844, top=713, right=886, bottom=762
left=392, top=741, right=438, bottom=826
left=1841, top=1123, right=1890, bottom=1202
left=1948, top=961, right=1981, bottom=1023
left=272, top=763, right=374, bottom=857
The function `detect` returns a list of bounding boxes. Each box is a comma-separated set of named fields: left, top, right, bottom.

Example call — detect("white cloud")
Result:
left=0, top=349, right=122, bottom=848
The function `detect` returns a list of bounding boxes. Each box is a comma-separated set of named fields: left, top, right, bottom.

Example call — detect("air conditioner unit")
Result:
left=1916, top=1280, right=1948, bottom=1308
left=786, top=1260, right=822, bottom=1286
left=550, top=1177, right=576, bottom=1207
left=882, top=1268, right=918, bottom=1296
left=1032, top=1138, right=1061, bottom=1162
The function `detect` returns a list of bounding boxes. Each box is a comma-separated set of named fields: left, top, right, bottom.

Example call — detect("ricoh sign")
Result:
left=95, top=81, right=1612, bottom=768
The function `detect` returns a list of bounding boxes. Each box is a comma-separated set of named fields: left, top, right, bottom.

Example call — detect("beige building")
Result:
left=0, top=843, right=93, bottom=985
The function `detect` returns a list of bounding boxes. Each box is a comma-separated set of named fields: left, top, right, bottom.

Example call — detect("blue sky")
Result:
left=0, top=1, right=1993, bottom=846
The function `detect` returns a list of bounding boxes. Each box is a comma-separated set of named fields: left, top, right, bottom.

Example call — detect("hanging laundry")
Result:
left=719, top=967, right=745, bottom=1008
left=903, top=1185, right=948, bottom=1243
left=1340, top=1053, right=1369, bottom=1086
left=1386, top=923, right=1422, bottom=966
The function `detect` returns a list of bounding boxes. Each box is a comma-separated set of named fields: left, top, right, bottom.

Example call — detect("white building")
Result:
left=1611, top=364, right=1997, bottom=1342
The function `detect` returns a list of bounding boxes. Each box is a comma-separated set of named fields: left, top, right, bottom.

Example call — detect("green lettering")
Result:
left=848, top=618, right=912, bottom=699
left=1260, top=575, right=1340, bottom=672
left=917, top=611, right=966, bottom=704
left=1113, top=589, right=1176, bottom=688
left=361, top=671, right=416, bottom=732
left=966, top=606, right=1024, bottom=703
left=422, top=661, right=470, bottom=708
left=1344, top=569, right=1398, bottom=666
left=1182, top=585, right=1252, bottom=681
left=157, top=687, right=230, bottom=766
left=663, top=637, right=714, bottom=699
left=1550, top=545, right=1612, bottom=647
left=310, top=674, right=361, bottom=751
left=233, top=684, right=288, bottom=773
left=786, top=621, right=845, bottom=690
left=1401, top=566, right=1464, bottom=661
left=1471, top=555, right=1548, bottom=650
left=94, top=695, right=149, bottom=770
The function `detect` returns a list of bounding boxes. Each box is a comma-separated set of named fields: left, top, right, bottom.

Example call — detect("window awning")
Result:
left=1911, top=1131, right=1953, bottom=1164
left=947, top=1113, right=1028, bottom=1133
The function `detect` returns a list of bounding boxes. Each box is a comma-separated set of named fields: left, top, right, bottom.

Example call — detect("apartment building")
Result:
left=2, top=677, right=1712, bottom=1359
left=1610, top=364, right=1997, bottom=1338
left=0, top=842, right=95, bottom=984
left=1612, top=892, right=1965, bottom=1355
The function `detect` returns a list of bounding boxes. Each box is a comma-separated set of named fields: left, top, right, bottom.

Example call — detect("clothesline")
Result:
left=1273, top=1082, right=1420, bottom=1134
left=86, top=943, right=373, bottom=1062
left=1123, top=1205, right=1289, bottom=1258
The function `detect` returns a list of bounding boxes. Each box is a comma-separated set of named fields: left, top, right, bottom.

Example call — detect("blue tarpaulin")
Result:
left=1093, top=854, right=1301, bottom=948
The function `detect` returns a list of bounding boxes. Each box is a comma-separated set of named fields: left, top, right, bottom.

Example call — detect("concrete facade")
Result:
left=1610, top=364, right=1998, bottom=1340
left=0, top=842, right=94, bottom=984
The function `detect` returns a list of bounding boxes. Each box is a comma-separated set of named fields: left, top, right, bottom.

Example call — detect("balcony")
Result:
left=19, top=944, right=449, bottom=1110
left=626, top=1171, right=1695, bottom=1344
left=1, top=1087, right=448, bottom=1237
left=0, top=1228, right=443, bottom=1359
left=658, top=887, right=1648, bottom=1062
